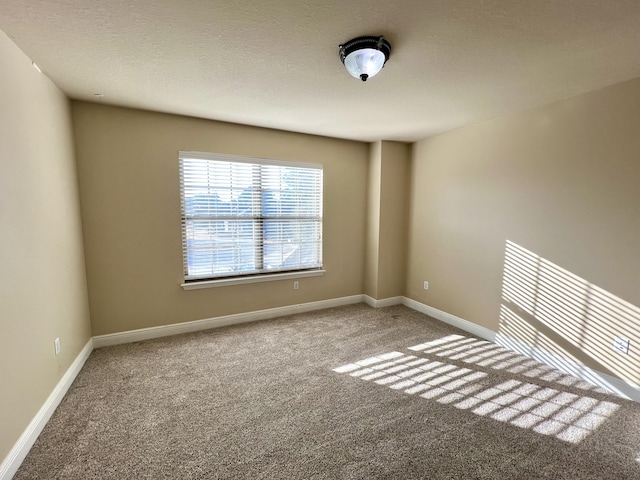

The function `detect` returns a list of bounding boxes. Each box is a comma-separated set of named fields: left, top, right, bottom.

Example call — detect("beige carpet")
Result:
left=15, top=304, right=640, bottom=479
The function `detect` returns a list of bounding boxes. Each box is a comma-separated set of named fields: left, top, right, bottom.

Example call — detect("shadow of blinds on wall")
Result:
left=498, top=240, right=640, bottom=389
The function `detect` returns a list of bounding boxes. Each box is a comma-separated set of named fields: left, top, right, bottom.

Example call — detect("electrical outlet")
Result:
left=423, top=281, right=429, bottom=290
left=293, top=281, right=299, bottom=290
left=613, top=336, right=630, bottom=354
left=54, top=337, right=61, bottom=356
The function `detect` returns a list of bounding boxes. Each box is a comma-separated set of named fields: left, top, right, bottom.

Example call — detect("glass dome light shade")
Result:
left=339, top=35, right=392, bottom=82
left=344, top=48, right=386, bottom=81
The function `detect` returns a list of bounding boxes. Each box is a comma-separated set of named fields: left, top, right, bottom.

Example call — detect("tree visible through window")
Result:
left=179, top=152, right=323, bottom=281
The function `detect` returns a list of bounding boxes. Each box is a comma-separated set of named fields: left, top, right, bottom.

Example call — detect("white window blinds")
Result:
left=179, top=151, right=323, bottom=281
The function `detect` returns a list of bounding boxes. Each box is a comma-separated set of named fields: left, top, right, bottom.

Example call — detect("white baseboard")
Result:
left=363, top=295, right=403, bottom=308
left=93, top=295, right=365, bottom=348
left=401, top=297, right=640, bottom=403
left=0, top=339, right=93, bottom=480
left=494, top=332, right=640, bottom=403
left=402, top=297, right=496, bottom=342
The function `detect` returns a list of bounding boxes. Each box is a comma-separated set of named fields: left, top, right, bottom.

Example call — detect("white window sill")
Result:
left=181, top=269, right=326, bottom=290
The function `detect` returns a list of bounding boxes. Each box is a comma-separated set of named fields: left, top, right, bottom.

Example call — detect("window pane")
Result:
left=261, top=165, right=322, bottom=217
left=263, top=219, right=322, bottom=270
left=183, top=160, right=257, bottom=218
left=185, top=219, right=257, bottom=276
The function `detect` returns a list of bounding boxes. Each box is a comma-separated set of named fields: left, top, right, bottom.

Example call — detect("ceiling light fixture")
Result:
left=339, top=35, right=391, bottom=82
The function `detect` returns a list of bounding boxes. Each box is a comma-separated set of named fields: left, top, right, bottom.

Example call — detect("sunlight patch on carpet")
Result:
left=334, top=336, right=620, bottom=444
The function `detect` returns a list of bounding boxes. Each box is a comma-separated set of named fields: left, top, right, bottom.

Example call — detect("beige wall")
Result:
left=407, top=78, right=640, bottom=385
left=0, top=32, right=92, bottom=462
left=364, top=142, right=382, bottom=299
left=365, top=141, right=410, bottom=300
left=377, top=142, right=410, bottom=299
left=72, top=102, right=369, bottom=336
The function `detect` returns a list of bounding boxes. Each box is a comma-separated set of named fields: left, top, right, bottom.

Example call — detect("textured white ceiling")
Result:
left=2, top=0, right=640, bottom=142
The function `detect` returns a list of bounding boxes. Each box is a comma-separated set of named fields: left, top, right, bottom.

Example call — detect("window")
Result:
left=179, top=151, right=323, bottom=284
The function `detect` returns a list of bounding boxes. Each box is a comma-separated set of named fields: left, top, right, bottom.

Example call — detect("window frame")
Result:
left=178, top=151, right=325, bottom=289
